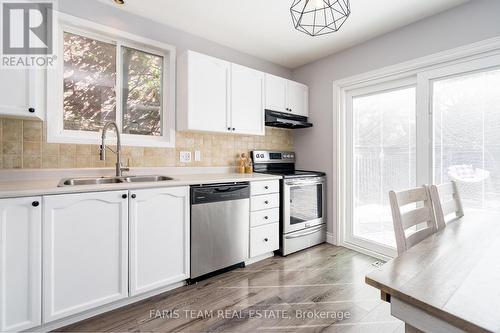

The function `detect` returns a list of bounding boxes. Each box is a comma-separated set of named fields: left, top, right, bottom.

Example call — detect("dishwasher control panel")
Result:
left=191, top=182, right=250, bottom=204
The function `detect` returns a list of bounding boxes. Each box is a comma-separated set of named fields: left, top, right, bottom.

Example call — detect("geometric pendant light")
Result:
left=290, top=0, right=351, bottom=36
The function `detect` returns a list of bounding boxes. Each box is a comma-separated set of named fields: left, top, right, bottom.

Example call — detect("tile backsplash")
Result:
left=0, top=118, right=293, bottom=169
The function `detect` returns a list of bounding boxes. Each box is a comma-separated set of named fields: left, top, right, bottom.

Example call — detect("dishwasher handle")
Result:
left=191, top=182, right=250, bottom=205
left=213, top=185, right=248, bottom=193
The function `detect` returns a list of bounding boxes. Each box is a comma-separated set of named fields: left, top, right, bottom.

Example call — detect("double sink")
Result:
left=58, top=175, right=174, bottom=187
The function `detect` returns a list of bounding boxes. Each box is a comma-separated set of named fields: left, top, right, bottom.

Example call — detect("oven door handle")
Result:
left=284, top=225, right=324, bottom=239
left=285, top=179, right=325, bottom=186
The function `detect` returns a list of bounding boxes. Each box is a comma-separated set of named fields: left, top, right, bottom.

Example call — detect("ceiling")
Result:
left=101, top=0, right=469, bottom=69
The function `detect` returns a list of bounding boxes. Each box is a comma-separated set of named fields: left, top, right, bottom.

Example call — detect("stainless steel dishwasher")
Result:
left=190, top=182, right=250, bottom=280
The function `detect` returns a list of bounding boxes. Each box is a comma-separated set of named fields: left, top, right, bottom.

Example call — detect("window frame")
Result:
left=335, top=38, right=500, bottom=260
left=47, top=13, right=176, bottom=147
left=344, top=77, right=417, bottom=259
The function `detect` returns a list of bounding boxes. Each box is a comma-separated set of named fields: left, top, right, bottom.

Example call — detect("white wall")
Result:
left=58, top=0, right=292, bottom=79
left=291, top=0, right=500, bottom=239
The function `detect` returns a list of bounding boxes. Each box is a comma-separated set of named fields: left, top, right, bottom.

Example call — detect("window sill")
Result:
left=47, top=131, right=176, bottom=148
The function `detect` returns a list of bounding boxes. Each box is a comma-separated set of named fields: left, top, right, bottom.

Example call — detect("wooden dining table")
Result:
left=365, top=210, right=500, bottom=333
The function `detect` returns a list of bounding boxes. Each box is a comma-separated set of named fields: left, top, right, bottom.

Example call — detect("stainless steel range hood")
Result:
left=265, top=110, right=313, bottom=129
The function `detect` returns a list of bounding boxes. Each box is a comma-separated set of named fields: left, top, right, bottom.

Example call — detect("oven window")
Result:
left=290, top=184, right=323, bottom=224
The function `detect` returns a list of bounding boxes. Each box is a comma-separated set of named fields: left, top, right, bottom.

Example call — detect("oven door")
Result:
left=283, top=177, right=325, bottom=234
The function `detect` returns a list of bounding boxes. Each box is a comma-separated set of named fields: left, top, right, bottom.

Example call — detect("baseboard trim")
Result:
left=245, top=252, right=275, bottom=265
left=341, top=242, right=393, bottom=262
left=326, top=232, right=336, bottom=245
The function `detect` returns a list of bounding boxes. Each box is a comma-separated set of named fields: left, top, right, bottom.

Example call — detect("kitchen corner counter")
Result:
left=0, top=172, right=282, bottom=199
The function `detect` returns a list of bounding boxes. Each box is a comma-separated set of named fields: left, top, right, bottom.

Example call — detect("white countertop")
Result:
left=0, top=171, right=281, bottom=199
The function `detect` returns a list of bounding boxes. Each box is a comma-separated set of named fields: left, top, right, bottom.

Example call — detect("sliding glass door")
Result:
left=345, top=80, right=416, bottom=256
left=431, top=62, right=500, bottom=210
left=342, top=54, right=500, bottom=257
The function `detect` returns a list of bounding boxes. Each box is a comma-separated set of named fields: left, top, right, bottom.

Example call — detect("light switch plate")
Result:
left=195, top=150, right=201, bottom=162
left=179, top=151, right=192, bottom=163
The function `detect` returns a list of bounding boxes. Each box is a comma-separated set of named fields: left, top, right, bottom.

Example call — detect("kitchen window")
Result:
left=47, top=15, right=176, bottom=147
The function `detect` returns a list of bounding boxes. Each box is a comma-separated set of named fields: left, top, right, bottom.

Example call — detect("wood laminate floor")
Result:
left=58, top=244, right=403, bottom=332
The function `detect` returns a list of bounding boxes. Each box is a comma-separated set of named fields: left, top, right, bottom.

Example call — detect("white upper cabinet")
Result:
left=178, top=50, right=275, bottom=136
left=230, top=64, right=265, bottom=135
left=178, top=50, right=311, bottom=133
left=264, top=74, right=288, bottom=113
left=0, top=68, right=44, bottom=120
left=0, top=197, right=42, bottom=332
left=43, top=191, right=129, bottom=323
left=129, top=187, right=190, bottom=296
left=287, top=80, right=309, bottom=117
left=265, top=75, right=309, bottom=117
left=178, top=51, right=230, bottom=133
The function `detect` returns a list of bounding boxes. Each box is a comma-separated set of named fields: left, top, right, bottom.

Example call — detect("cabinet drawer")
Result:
left=251, top=193, right=279, bottom=211
left=250, top=208, right=280, bottom=227
left=250, top=223, right=279, bottom=257
left=251, top=180, right=279, bottom=196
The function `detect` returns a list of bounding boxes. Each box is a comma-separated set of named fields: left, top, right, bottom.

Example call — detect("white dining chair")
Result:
left=429, top=181, right=464, bottom=230
left=389, top=186, right=438, bottom=255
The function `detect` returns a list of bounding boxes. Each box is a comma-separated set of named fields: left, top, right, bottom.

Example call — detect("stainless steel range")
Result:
left=251, top=151, right=326, bottom=256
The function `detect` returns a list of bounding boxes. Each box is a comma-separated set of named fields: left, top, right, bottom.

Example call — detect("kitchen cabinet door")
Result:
left=250, top=223, right=279, bottom=258
left=129, top=187, right=190, bottom=296
left=265, top=74, right=288, bottom=113
left=43, top=191, right=128, bottom=323
left=230, top=64, right=265, bottom=135
left=179, top=51, right=230, bottom=133
left=0, top=68, right=44, bottom=120
left=287, top=80, right=309, bottom=117
left=0, top=197, right=42, bottom=332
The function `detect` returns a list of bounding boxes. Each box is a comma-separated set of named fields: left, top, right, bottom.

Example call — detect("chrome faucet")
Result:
left=99, top=122, right=130, bottom=177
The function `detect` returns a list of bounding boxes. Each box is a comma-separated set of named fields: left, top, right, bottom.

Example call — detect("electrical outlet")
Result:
left=195, top=150, right=201, bottom=162
left=179, top=151, right=192, bottom=163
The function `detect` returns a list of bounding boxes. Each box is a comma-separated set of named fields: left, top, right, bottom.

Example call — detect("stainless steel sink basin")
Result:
left=124, top=175, right=173, bottom=183
left=59, top=177, right=125, bottom=187
left=58, top=175, right=174, bottom=187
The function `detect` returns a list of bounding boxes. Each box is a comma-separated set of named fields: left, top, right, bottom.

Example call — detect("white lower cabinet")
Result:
left=251, top=193, right=280, bottom=211
left=249, top=180, right=280, bottom=258
left=129, top=187, right=190, bottom=296
left=43, top=191, right=129, bottom=323
left=250, top=223, right=279, bottom=258
left=0, top=197, right=42, bottom=332
left=250, top=208, right=280, bottom=228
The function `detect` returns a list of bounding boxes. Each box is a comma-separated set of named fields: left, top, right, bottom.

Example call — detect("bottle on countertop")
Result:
left=237, top=153, right=246, bottom=174
left=245, top=154, right=253, bottom=174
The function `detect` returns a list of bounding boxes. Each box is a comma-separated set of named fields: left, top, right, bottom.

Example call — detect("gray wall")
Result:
left=58, top=0, right=292, bottom=78
left=291, top=0, right=500, bottom=240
